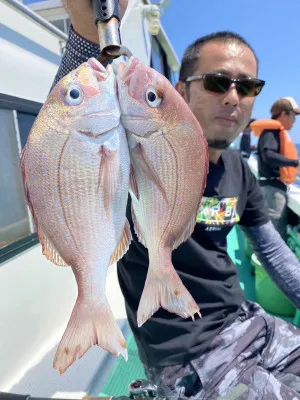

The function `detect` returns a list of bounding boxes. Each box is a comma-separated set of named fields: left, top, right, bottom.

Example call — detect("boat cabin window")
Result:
left=51, top=18, right=71, bottom=35
left=0, top=108, right=38, bottom=264
left=18, top=112, right=36, bottom=149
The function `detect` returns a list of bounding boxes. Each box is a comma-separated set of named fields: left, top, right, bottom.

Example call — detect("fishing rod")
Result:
left=92, top=0, right=132, bottom=65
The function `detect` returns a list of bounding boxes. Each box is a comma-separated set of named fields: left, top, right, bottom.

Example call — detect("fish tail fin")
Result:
left=137, top=262, right=201, bottom=327
left=53, top=297, right=127, bottom=374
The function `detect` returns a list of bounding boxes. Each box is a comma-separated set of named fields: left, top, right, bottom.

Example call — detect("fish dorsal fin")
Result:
left=109, top=219, right=132, bottom=265
left=131, top=143, right=167, bottom=204
left=129, top=163, right=139, bottom=200
left=98, top=146, right=118, bottom=221
left=41, top=232, right=69, bottom=267
left=131, top=203, right=147, bottom=248
left=172, top=214, right=197, bottom=251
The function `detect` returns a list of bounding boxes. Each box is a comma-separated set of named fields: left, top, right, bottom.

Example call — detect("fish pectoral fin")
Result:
left=131, top=143, right=167, bottom=203
left=172, top=214, right=197, bottom=251
left=98, top=145, right=118, bottom=221
left=129, top=163, right=139, bottom=200
left=109, top=219, right=132, bottom=265
left=41, top=232, right=69, bottom=267
left=53, top=298, right=127, bottom=375
left=137, top=265, right=201, bottom=328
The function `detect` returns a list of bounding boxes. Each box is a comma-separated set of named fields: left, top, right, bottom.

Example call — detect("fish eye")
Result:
left=145, top=87, right=162, bottom=108
left=65, top=85, right=84, bottom=106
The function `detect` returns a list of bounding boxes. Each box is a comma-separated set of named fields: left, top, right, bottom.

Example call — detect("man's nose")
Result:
left=222, top=84, right=239, bottom=107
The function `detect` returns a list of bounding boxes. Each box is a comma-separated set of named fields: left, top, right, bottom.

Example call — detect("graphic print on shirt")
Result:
left=196, top=197, right=240, bottom=230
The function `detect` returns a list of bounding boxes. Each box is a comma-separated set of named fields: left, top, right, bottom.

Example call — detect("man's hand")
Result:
left=63, top=0, right=128, bottom=44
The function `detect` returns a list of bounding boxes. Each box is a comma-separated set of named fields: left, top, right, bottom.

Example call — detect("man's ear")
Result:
left=175, top=81, right=187, bottom=101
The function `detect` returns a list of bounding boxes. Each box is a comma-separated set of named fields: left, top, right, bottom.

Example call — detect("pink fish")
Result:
left=116, top=57, right=209, bottom=327
left=20, top=58, right=131, bottom=374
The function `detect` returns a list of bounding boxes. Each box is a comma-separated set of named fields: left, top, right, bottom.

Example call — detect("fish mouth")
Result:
left=85, top=111, right=118, bottom=119
left=121, top=114, right=155, bottom=128
left=117, top=56, right=136, bottom=81
left=87, top=58, right=112, bottom=81
left=122, top=115, right=148, bottom=121
left=87, top=58, right=106, bottom=73
left=127, top=129, right=164, bottom=140
left=78, top=124, right=120, bottom=139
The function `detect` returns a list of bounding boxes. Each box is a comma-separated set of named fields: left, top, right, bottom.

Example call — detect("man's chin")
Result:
left=206, top=139, right=232, bottom=150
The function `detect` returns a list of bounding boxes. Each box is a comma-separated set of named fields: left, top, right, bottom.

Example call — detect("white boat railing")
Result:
left=5, top=0, right=68, bottom=41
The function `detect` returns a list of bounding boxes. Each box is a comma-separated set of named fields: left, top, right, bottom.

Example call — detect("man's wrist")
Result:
left=67, top=25, right=100, bottom=60
left=51, top=25, right=100, bottom=90
left=72, top=23, right=99, bottom=45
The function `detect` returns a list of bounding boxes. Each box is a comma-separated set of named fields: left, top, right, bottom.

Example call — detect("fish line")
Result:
left=57, top=134, right=89, bottom=274
left=158, top=134, right=179, bottom=249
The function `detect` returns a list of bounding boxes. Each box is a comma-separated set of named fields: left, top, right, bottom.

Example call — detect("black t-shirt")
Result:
left=257, top=129, right=299, bottom=191
left=117, top=149, right=269, bottom=368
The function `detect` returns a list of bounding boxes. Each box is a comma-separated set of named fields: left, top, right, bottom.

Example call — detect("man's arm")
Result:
left=238, top=157, right=300, bottom=307
left=51, top=0, right=128, bottom=89
left=260, top=131, right=299, bottom=168
left=241, top=222, right=300, bottom=308
left=264, top=149, right=299, bottom=168
left=51, top=26, right=100, bottom=90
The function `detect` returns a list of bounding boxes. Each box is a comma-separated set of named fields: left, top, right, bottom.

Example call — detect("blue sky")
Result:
left=161, top=0, right=300, bottom=143
left=24, top=0, right=300, bottom=142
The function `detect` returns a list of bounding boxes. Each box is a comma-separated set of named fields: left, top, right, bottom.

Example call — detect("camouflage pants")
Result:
left=145, top=301, right=300, bottom=399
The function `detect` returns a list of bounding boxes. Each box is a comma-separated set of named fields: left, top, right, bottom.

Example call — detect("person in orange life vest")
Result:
left=252, top=97, right=300, bottom=241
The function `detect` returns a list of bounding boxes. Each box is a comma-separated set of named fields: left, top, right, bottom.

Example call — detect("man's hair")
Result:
left=271, top=99, right=294, bottom=120
left=179, top=31, right=258, bottom=82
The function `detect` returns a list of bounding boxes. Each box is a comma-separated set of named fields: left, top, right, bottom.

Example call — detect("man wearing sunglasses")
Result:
left=52, top=2, right=300, bottom=398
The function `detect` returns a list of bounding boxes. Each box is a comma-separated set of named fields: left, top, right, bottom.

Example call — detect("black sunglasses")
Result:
left=185, top=73, right=265, bottom=97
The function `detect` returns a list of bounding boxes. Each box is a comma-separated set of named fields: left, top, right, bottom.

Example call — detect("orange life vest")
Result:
left=250, top=119, right=298, bottom=184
